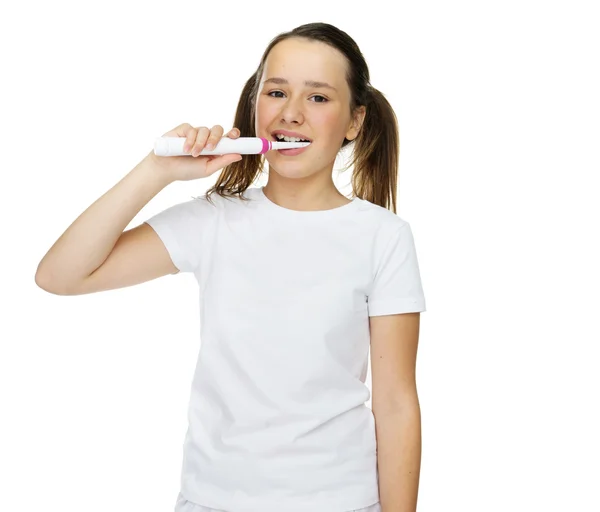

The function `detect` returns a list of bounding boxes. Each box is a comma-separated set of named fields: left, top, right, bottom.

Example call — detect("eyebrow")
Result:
left=263, top=77, right=337, bottom=92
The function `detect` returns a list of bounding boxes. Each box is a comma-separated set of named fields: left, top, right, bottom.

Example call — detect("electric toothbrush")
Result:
left=154, top=136, right=311, bottom=157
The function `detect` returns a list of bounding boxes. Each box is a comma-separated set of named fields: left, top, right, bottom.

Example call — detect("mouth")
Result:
left=269, top=131, right=311, bottom=156
left=271, top=131, right=313, bottom=143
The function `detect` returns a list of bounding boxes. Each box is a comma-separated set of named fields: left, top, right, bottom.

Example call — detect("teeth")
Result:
left=275, top=134, right=309, bottom=142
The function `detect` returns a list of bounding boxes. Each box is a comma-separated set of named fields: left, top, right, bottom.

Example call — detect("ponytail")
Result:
left=205, top=73, right=264, bottom=207
left=349, top=86, right=399, bottom=213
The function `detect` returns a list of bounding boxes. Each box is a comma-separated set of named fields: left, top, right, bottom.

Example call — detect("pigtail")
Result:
left=205, top=73, right=264, bottom=206
left=349, top=87, right=399, bottom=213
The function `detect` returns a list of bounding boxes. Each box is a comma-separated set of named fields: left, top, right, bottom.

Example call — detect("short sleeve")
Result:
left=367, top=222, right=426, bottom=316
left=143, top=197, right=214, bottom=274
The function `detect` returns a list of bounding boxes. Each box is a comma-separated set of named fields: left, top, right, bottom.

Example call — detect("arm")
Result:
left=35, top=152, right=173, bottom=294
left=370, top=312, right=422, bottom=512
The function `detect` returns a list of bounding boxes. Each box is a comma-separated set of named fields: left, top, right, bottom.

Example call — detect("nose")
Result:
left=279, top=95, right=304, bottom=125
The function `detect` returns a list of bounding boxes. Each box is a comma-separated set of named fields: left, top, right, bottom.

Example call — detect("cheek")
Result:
left=314, top=109, right=348, bottom=138
left=255, top=98, right=278, bottom=131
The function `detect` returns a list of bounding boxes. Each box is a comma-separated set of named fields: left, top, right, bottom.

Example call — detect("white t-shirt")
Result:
left=144, top=186, right=426, bottom=512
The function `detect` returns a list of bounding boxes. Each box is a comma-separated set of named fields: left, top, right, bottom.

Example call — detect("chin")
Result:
left=267, top=161, right=311, bottom=177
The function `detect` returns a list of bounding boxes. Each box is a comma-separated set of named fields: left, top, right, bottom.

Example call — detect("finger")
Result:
left=205, top=125, right=225, bottom=151
left=205, top=153, right=243, bottom=175
left=226, top=127, right=240, bottom=139
left=165, top=122, right=192, bottom=139
left=191, top=127, right=210, bottom=157
left=182, top=126, right=197, bottom=153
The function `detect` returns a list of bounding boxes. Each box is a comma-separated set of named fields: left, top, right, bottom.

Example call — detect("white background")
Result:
left=2, top=0, right=599, bottom=511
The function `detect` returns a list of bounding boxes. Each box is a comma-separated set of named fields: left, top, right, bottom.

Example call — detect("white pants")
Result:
left=174, top=491, right=382, bottom=512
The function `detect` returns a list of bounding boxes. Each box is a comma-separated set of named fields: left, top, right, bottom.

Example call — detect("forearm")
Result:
left=35, top=152, right=172, bottom=291
left=374, top=404, right=422, bottom=512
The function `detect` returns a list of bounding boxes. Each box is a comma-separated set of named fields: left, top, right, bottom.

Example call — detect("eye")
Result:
left=267, top=90, right=285, bottom=98
left=310, top=95, right=328, bottom=103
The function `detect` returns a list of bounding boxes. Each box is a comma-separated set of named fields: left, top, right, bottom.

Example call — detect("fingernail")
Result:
left=205, top=143, right=214, bottom=150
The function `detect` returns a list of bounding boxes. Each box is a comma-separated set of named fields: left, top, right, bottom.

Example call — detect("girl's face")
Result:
left=255, top=37, right=364, bottom=178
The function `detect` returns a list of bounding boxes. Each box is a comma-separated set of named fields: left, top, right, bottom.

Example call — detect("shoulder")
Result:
left=353, top=196, right=410, bottom=234
left=201, top=186, right=262, bottom=211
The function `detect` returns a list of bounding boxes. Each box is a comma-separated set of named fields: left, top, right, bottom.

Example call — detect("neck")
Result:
left=262, top=177, right=350, bottom=212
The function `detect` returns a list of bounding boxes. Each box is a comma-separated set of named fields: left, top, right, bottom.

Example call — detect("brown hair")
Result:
left=204, top=22, right=400, bottom=213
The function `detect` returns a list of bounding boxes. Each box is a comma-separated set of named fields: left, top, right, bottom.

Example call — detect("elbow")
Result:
left=35, top=270, right=70, bottom=296
left=373, top=394, right=421, bottom=418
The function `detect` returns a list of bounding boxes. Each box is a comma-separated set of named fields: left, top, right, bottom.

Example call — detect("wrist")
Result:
left=140, top=151, right=175, bottom=187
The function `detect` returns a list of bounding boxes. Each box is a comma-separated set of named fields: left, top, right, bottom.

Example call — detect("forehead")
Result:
left=262, top=37, right=348, bottom=87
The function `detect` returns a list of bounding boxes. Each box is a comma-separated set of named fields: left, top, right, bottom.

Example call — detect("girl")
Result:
left=36, top=22, right=426, bottom=512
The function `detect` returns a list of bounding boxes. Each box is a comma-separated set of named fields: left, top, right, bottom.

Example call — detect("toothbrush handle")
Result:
left=154, top=137, right=269, bottom=156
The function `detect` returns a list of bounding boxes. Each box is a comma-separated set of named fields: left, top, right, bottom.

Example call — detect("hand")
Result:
left=148, top=123, right=242, bottom=182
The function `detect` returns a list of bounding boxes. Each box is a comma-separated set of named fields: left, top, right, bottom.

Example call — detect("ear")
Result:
left=345, top=106, right=366, bottom=141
